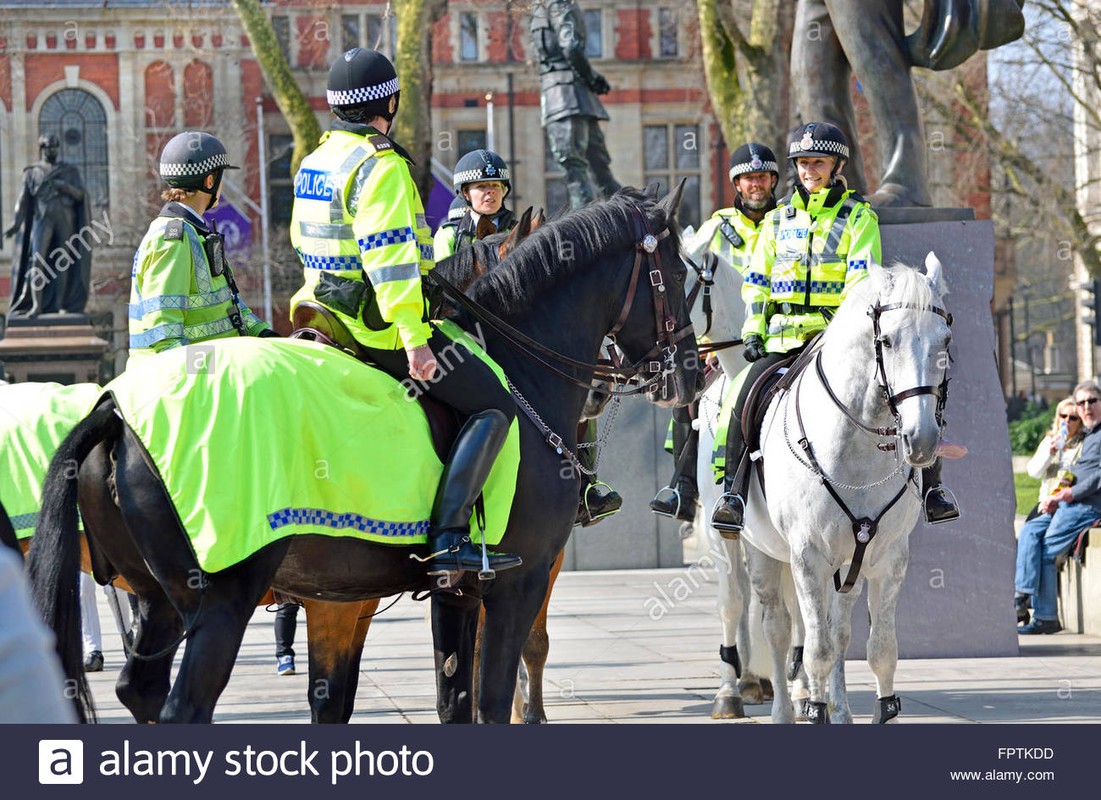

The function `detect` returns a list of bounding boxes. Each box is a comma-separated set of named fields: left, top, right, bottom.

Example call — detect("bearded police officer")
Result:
left=650, top=143, right=779, bottom=521
left=129, top=131, right=273, bottom=363
left=530, top=0, right=621, bottom=209
left=289, top=48, right=521, bottom=578
left=433, top=149, right=515, bottom=260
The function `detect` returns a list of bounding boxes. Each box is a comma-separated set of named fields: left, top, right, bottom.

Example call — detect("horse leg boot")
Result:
left=922, top=459, right=960, bottom=524
left=426, top=410, right=522, bottom=577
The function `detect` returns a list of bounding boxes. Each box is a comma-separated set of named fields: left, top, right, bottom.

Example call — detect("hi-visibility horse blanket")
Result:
left=103, top=325, right=520, bottom=574
left=1, top=381, right=103, bottom=537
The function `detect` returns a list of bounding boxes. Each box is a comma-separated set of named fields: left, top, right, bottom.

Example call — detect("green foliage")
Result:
left=1008, top=403, right=1055, bottom=455
left=1014, top=471, right=1041, bottom=517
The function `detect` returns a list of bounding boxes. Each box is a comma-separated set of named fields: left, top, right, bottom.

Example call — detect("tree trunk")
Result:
left=231, top=0, right=322, bottom=178
left=391, top=0, right=448, bottom=201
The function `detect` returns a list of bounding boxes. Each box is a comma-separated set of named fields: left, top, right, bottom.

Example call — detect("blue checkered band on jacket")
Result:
left=808, top=279, right=844, bottom=295
left=744, top=271, right=769, bottom=288
left=848, top=259, right=868, bottom=272
left=160, top=152, right=231, bottom=177
left=267, top=507, right=431, bottom=537
left=10, top=512, right=36, bottom=532
left=296, top=250, right=362, bottom=271
left=770, top=279, right=807, bottom=294
left=357, top=226, right=417, bottom=252
left=326, top=77, right=400, bottom=106
left=419, top=243, right=433, bottom=261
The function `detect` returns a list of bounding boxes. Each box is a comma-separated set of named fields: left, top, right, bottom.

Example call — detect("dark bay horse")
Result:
left=29, top=188, right=700, bottom=723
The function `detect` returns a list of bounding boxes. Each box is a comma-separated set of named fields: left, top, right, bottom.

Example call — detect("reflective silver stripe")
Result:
left=367, top=262, right=420, bottom=286
left=823, top=197, right=857, bottom=255
left=749, top=302, right=768, bottom=315
left=336, top=147, right=378, bottom=220
left=299, top=220, right=354, bottom=240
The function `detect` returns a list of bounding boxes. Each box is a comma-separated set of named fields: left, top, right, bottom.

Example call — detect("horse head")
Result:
left=606, top=181, right=702, bottom=407
left=863, top=253, right=953, bottom=467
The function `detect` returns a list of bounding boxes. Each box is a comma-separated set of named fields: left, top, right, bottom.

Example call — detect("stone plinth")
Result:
left=0, top=313, right=109, bottom=384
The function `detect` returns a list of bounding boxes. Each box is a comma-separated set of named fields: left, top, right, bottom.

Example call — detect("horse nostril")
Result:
left=694, top=371, right=706, bottom=392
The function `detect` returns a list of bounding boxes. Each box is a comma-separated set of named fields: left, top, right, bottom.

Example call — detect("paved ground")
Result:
left=82, top=567, right=1101, bottom=724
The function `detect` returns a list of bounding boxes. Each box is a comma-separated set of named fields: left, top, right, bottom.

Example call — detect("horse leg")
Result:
left=783, top=565, right=810, bottom=715
left=745, top=543, right=795, bottom=724
left=116, top=587, right=183, bottom=723
left=789, top=550, right=834, bottom=724
left=826, top=575, right=863, bottom=724
left=709, top=530, right=746, bottom=718
left=866, top=548, right=908, bottom=723
left=513, top=549, right=564, bottom=723
left=739, top=584, right=773, bottom=704
left=432, top=592, right=482, bottom=723
left=301, top=598, right=380, bottom=723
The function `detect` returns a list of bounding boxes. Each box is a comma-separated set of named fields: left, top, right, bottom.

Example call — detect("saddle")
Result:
left=290, top=302, right=459, bottom=460
left=730, top=335, right=825, bottom=498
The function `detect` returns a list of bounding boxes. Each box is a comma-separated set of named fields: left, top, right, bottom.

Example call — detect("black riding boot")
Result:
left=650, top=410, right=699, bottom=521
left=426, top=410, right=522, bottom=578
left=576, top=418, right=622, bottom=526
left=922, top=458, right=960, bottom=524
left=711, top=410, right=747, bottom=538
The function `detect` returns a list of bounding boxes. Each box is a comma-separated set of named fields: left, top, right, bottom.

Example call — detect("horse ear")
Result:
left=497, top=208, right=533, bottom=260
left=532, top=208, right=546, bottom=230
left=924, top=251, right=948, bottom=296
left=658, top=178, right=687, bottom=224
left=643, top=181, right=661, bottom=200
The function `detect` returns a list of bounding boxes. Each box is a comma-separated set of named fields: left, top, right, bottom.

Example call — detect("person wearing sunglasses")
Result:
left=1014, top=382, right=1101, bottom=634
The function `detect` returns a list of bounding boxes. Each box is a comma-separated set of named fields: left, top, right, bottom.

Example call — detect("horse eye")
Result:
left=878, top=336, right=892, bottom=349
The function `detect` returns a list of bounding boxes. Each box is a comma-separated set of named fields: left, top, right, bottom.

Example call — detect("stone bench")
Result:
left=1059, top=527, right=1101, bottom=635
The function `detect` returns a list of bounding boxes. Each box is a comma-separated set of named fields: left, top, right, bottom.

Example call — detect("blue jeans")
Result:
left=1014, top=503, right=1099, bottom=621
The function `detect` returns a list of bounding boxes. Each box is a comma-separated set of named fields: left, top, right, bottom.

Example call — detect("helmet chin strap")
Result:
left=204, top=169, right=223, bottom=212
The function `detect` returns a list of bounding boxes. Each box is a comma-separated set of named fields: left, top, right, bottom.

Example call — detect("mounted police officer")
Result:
left=530, top=0, right=621, bottom=209
left=433, top=149, right=515, bottom=260
left=710, top=123, right=959, bottom=533
left=129, top=131, right=274, bottom=362
left=650, top=143, right=779, bottom=521
left=288, top=48, right=521, bottom=578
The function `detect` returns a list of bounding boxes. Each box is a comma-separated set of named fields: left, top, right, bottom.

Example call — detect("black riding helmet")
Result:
left=327, top=48, right=401, bottom=124
left=159, top=131, right=239, bottom=210
left=452, top=149, right=512, bottom=199
left=787, top=122, right=849, bottom=184
left=728, top=142, right=778, bottom=182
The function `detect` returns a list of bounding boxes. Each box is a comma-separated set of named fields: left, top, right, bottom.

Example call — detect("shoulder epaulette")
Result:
left=164, top=219, right=185, bottom=240
left=366, top=132, right=394, bottom=153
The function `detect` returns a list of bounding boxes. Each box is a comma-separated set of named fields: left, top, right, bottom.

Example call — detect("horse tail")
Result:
left=0, top=497, right=21, bottom=557
left=26, top=401, right=121, bottom=724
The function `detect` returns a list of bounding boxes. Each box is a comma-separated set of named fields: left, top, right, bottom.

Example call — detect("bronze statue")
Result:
left=4, top=134, right=92, bottom=316
left=793, top=0, right=1026, bottom=207
left=530, top=0, right=622, bottom=208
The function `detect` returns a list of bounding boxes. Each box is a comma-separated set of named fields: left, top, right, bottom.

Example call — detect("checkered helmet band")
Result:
left=326, top=76, right=400, bottom=107
left=453, top=167, right=511, bottom=186
left=160, top=152, right=231, bottom=178
left=788, top=137, right=849, bottom=159
left=730, top=158, right=778, bottom=178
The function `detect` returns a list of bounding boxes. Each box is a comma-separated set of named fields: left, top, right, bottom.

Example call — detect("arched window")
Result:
left=38, top=89, right=109, bottom=213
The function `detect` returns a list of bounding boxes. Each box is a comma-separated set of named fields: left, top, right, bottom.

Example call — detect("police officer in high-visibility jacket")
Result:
left=289, top=48, right=521, bottom=578
left=433, top=149, right=515, bottom=261
left=650, top=142, right=779, bottom=522
left=711, top=123, right=959, bottom=533
left=129, top=131, right=273, bottom=363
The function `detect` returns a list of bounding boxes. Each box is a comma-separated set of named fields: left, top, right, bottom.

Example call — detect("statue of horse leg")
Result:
left=865, top=550, right=907, bottom=724
left=826, top=575, right=864, bottom=724
left=789, top=549, right=835, bottom=724
left=511, top=549, right=564, bottom=723
left=301, top=597, right=380, bottom=723
left=432, top=593, right=481, bottom=723
left=708, top=526, right=746, bottom=719
left=745, top=544, right=795, bottom=724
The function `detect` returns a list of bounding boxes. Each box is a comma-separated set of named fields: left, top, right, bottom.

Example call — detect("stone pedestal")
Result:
left=0, top=313, right=109, bottom=384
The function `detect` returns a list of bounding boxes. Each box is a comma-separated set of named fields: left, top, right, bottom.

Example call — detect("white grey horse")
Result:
left=740, top=254, right=952, bottom=724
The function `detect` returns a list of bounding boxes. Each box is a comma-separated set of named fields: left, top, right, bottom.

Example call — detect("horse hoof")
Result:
left=760, top=678, right=774, bottom=702
left=737, top=680, right=765, bottom=705
left=710, top=695, right=746, bottom=719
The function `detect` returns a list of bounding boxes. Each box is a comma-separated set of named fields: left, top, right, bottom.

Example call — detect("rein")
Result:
left=784, top=298, right=953, bottom=593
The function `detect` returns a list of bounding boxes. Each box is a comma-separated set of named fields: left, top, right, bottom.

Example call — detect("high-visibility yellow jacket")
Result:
left=129, top=203, right=269, bottom=362
left=289, top=124, right=433, bottom=351
left=685, top=205, right=766, bottom=279
left=432, top=208, right=516, bottom=261
left=742, top=186, right=879, bottom=353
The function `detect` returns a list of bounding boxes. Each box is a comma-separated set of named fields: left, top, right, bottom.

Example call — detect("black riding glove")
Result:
left=743, top=334, right=767, bottom=362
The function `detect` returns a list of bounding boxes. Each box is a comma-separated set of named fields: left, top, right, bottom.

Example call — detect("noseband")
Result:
left=870, top=301, right=953, bottom=424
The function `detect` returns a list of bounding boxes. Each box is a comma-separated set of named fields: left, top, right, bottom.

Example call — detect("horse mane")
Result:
left=882, top=259, right=946, bottom=312
left=456, top=188, right=678, bottom=318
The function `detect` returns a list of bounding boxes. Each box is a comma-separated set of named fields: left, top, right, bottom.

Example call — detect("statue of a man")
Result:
left=793, top=0, right=1025, bottom=207
left=530, top=0, right=622, bottom=208
left=4, top=134, right=92, bottom=316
